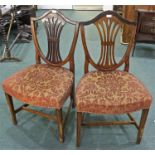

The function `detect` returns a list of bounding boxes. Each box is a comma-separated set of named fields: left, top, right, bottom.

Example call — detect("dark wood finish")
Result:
left=127, top=113, right=139, bottom=129
left=122, top=5, right=136, bottom=43
left=14, top=104, right=29, bottom=113
left=113, top=5, right=123, bottom=15
left=31, top=10, right=79, bottom=110
left=122, top=5, right=155, bottom=43
left=22, top=107, right=57, bottom=121
left=56, top=109, right=64, bottom=143
left=4, top=9, right=79, bottom=143
left=42, top=15, right=65, bottom=63
left=77, top=110, right=150, bottom=147
left=82, top=120, right=137, bottom=126
left=31, top=9, right=79, bottom=68
left=137, top=108, right=150, bottom=144
left=76, top=112, right=82, bottom=147
left=70, top=84, right=75, bottom=108
left=5, top=93, right=17, bottom=125
left=132, top=10, right=155, bottom=56
left=80, top=10, right=136, bottom=73
left=77, top=11, right=149, bottom=147
left=63, top=99, right=72, bottom=127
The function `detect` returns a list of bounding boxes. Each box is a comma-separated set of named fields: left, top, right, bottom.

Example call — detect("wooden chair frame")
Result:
left=76, top=10, right=150, bottom=146
left=4, top=9, right=79, bottom=143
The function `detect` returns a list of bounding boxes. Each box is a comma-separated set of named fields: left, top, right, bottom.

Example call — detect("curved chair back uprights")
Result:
left=2, top=9, right=79, bottom=144
left=80, top=10, right=136, bottom=73
left=76, top=11, right=152, bottom=147
left=31, top=9, right=79, bottom=72
left=2, top=10, right=152, bottom=147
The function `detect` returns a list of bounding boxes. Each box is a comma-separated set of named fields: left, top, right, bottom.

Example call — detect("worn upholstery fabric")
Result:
left=3, top=64, right=73, bottom=109
left=76, top=70, right=152, bottom=114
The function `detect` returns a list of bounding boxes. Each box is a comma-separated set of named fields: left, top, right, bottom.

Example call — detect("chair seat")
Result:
left=2, top=64, right=73, bottom=109
left=76, top=71, right=152, bottom=114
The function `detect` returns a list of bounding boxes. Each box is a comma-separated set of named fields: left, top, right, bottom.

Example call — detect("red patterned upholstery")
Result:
left=2, top=64, right=73, bottom=109
left=76, top=70, right=152, bottom=114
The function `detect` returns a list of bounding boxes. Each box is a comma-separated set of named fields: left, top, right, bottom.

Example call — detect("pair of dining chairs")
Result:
left=2, top=9, right=152, bottom=147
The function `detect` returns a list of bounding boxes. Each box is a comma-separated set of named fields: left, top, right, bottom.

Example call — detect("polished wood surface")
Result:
left=77, top=109, right=150, bottom=146
left=5, top=93, right=17, bottom=125
left=31, top=9, right=79, bottom=69
left=31, top=10, right=79, bottom=112
left=80, top=10, right=136, bottom=73
left=56, top=109, right=64, bottom=143
left=137, top=109, right=150, bottom=144
left=4, top=9, right=79, bottom=144
left=132, top=10, right=155, bottom=56
left=122, top=5, right=155, bottom=43
left=76, top=112, right=82, bottom=147
left=77, top=10, right=149, bottom=147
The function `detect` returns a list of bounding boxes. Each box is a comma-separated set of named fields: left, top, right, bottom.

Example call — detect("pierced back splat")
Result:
left=42, top=14, right=65, bottom=63
left=80, top=11, right=136, bottom=73
left=31, top=9, right=79, bottom=71
left=95, top=15, right=120, bottom=67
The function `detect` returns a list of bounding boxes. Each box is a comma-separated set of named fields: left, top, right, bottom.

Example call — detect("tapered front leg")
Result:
left=70, top=84, right=75, bottom=108
left=77, top=112, right=82, bottom=147
left=5, top=93, right=17, bottom=125
left=56, top=109, right=64, bottom=143
left=136, top=108, right=149, bottom=144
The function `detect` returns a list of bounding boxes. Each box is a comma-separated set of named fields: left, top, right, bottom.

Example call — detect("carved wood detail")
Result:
left=80, top=10, right=136, bottom=73
left=42, top=14, right=65, bottom=63
left=94, top=16, right=121, bottom=67
left=31, top=9, right=79, bottom=71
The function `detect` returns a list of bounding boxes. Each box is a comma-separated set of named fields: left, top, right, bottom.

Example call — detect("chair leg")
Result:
left=56, top=109, right=64, bottom=143
left=77, top=112, right=82, bottom=147
left=136, top=108, right=149, bottom=144
left=5, top=93, right=17, bottom=125
left=132, top=42, right=136, bottom=56
left=70, top=85, right=75, bottom=108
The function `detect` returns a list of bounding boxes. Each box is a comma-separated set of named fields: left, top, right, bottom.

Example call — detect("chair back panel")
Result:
left=31, top=9, right=79, bottom=72
left=42, top=13, right=65, bottom=63
left=80, top=11, right=136, bottom=73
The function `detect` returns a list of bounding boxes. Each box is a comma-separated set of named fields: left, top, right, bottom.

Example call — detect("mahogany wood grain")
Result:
left=76, top=11, right=149, bottom=147
left=4, top=9, right=79, bottom=144
left=80, top=10, right=136, bottom=73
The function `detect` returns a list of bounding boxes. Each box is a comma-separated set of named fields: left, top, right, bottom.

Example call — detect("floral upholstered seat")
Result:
left=2, top=10, right=79, bottom=143
left=76, top=11, right=152, bottom=147
left=76, top=70, right=152, bottom=114
left=3, top=64, right=73, bottom=109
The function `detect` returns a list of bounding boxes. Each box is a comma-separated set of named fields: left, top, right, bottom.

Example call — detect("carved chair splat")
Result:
left=3, top=9, right=79, bottom=143
left=76, top=10, right=152, bottom=147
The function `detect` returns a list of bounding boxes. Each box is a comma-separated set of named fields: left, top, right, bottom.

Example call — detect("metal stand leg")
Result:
left=14, top=6, right=32, bottom=44
left=0, top=10, right=20, bottom=62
